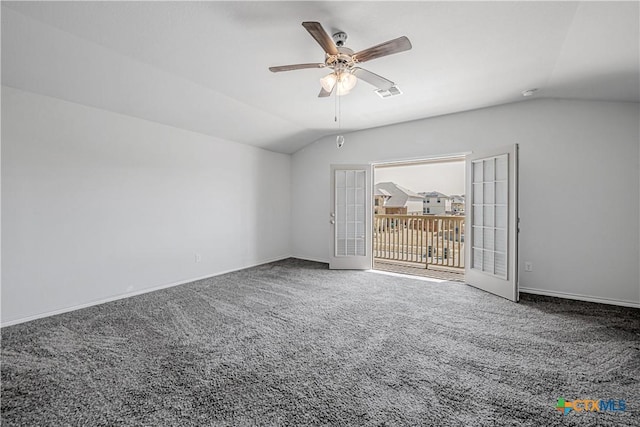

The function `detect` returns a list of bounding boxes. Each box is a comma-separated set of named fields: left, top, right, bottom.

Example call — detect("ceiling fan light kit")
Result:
left=269, top=21, right=412, bottom=98
left=320, top=71, right=357, bottom=96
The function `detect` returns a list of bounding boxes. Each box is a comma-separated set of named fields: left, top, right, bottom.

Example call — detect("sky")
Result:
left=374, top=161, right=465, bottom=196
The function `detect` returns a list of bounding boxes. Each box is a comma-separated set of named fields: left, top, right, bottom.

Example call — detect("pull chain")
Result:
left=336, top=82, right=344, bottom=148
left=334, top=83, right=338, bottom=124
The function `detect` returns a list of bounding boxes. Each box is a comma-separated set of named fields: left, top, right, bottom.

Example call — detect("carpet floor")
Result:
left=2, top=258, right=639, bottom=426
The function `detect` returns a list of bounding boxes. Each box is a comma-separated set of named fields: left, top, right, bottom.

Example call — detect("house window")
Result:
left=426, top=208, right=430, bottom=214
left=437, top=199, right=441, bottom=203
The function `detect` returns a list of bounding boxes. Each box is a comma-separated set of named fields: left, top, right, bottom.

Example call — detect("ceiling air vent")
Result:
left=375, top=85, right=403, bottom=98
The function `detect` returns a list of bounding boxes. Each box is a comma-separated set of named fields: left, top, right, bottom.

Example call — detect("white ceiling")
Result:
left=2, top=1, right=639, bottom=154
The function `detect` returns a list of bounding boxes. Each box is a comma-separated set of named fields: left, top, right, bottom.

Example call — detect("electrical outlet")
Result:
left=195, top=253, right=202, bottom=263
left=524, top=262, right=533, bottom=272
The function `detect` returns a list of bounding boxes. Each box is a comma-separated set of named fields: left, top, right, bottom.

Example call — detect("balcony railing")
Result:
left=374, top=214, right=465, bottom=269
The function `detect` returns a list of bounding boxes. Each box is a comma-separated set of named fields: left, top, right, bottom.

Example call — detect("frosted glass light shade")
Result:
left=320, top=71, right=358, bottom=95
left=336, top=72, right=357, bottom=96
left=320, top=73, right=337, bottom=92
left=340, top=72, right=357, bottom=90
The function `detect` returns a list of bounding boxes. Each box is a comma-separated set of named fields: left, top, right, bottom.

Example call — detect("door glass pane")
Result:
left=347, top=222, right=357, bottom=238
left=474, top=206, right=483, bottom=224
left=496, top=155, right=508, bottom=181
left=484, top=183, right=495, bottom=204
left=347, top=206, right=356, bottom=221
left=483, top=250, right=494, bottom=273
left=483, top=159, right=495, bottom=182
left=473, top=161, right=483, bottom=183
left=346, top=191, right=355, bottom=205
left=473, top=226, right=483, bottom=247
left=483, top=228, right=494, bottom=250
left=346, top=240, right=356, bottom=255
left=496, top=181, right=507, bottom=205
left=337, top=222, right=346, bottom=239
left=495, top=252, right=506, bottom=277
left=346, top=170, right=356, bottom=187
left=483, top=205, right=494, bottom=227
left=482, top=228, right=495, bottom=251
left=495, top=229, right=507, bottom=253
left=473, top=248, right=483, bottom=269
left=496, top=206, right=507, bottom=229
left=473, top=183, right=483, bottom=204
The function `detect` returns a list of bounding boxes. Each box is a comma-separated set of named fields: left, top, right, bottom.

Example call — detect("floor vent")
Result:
left=375, top=85, right=403, bottom=98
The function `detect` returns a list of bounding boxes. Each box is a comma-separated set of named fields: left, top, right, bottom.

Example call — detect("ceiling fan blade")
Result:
left=352, top=67, right=395, bottom=91
left=318, top=85, right=334, bottom=98
left=353, top=36, right=412, bottom=63
left=302, top=21, right=339, bottom=56
left=269, top=63, right=325, bottom=72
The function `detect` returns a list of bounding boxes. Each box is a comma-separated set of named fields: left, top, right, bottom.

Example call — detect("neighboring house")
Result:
left=374, top=182, right=423, bottom=214
left=420, top=191, right=451, bottom=215
left=374, top=188, right=391, bottom=214
left=450, top=195, right=465, bottom=215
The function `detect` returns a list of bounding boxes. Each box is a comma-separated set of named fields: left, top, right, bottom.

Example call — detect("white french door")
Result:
left=465, top=145, right=519, bottom=301
left=329, top=164, right=373, bottom=269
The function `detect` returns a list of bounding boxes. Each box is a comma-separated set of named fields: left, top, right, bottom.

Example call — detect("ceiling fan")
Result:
left=269, top=22, right=412, bottom=97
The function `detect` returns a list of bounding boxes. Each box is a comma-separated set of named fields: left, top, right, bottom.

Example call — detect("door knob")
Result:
left=330, top=220, right=335, bottom=224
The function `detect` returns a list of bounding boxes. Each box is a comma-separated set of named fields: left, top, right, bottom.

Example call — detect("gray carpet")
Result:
left=2, top=258, right=639, bottom=426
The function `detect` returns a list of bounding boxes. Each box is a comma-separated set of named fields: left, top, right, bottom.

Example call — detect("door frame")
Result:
left=371, top=153, right=469, bottom=273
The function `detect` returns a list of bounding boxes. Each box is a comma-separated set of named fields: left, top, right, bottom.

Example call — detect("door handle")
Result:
left=330, top=220, right=335, bottom=224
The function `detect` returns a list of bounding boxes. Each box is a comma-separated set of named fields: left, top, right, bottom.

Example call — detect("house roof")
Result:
left=420, top=191, right=450, bottom=199
left=392, top=184, right=422, bottom=199
left=374, top=188, right=392, bottom=197
left=2, top=2, right=638, bottom=154
left=375, top=182, right=423, bottom=207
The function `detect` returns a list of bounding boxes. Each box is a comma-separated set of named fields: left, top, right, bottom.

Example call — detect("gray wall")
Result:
left=1, top=87, right=291, bottom=324
left=291, top=98, right=640, bottom=306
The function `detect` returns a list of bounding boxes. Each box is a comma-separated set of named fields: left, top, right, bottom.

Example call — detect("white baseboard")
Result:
left=6, top=258, right=634, bottom=328
left=291, top=255, right=329, bottom=265
left=519, top=287, right=640, bottom=308
left=1, top=255, right=291, bottom=328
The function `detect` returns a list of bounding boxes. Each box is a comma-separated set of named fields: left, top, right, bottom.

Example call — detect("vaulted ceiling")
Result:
left=2, top=1, right=638, bottom=154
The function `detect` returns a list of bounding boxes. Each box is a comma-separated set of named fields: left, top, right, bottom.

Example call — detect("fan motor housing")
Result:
left=326, top=47, right=355, bottom=69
